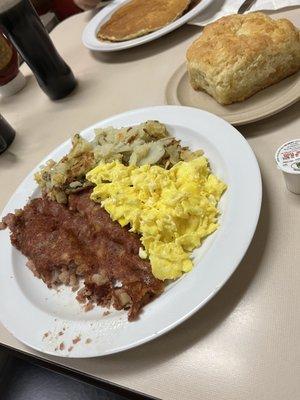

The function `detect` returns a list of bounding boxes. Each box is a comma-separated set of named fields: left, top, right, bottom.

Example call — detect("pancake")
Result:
left=98, top=0, right=192, bottom=42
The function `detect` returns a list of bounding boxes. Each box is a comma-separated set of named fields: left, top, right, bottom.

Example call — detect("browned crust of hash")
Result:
left=2, top=190, right=164, bottom=320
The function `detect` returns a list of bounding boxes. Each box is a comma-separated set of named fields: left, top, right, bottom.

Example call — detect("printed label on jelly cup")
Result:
left=275, top=140, right=300, bottom=174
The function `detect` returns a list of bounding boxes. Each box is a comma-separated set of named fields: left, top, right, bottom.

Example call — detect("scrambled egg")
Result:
left=87, top=157, right=226, bottom=281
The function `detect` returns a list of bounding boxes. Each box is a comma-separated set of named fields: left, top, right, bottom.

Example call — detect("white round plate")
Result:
left=0, top=106, right=261, bottom=358
left=82, top=0, right=213, bottom=51
left=166, top=64, right=300, bottom=126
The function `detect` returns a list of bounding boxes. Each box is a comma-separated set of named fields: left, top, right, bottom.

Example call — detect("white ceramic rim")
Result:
left=82, top=0, right=213, bottom=52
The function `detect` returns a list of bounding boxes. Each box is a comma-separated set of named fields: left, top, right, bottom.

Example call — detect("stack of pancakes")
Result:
left=98, top=0, right=192, bottom=42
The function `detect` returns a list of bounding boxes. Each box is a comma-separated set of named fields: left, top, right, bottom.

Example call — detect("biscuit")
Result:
left=186, top=13, right=300, bottom=105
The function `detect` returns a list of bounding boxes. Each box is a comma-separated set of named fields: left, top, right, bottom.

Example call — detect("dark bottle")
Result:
left=0, top=115, right=15, bottom=154
left=0, top=0, right=77, bottom=100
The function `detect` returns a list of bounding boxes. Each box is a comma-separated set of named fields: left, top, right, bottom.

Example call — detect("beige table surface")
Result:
left=1, top=8, right=300, bottom=400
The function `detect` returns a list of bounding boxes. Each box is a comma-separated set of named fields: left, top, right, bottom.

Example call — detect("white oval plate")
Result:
left=0, top=106, right=261, bottom=358
left=82, top=0, right=213, bottom=52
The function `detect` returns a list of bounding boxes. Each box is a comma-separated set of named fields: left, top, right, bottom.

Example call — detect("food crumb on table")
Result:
left=85, top=338, right=92, bottom=344
left=103, top=311, right=110, bottom=317
left=68, top=346, right=73, bottom=352
left=59, top=342, right=65, bottom=350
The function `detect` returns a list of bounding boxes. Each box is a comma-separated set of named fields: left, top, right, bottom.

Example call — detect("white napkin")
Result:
left=189, top=0, right=300, bottom=26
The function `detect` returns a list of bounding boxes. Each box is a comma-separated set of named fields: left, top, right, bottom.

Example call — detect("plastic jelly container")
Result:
left=275, top=139, right=300, bottom=194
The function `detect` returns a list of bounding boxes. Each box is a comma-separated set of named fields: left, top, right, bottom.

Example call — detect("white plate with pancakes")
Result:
left=0, top=106, right=261, bottom=357
left=82, top=0, right=214, bottom=51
